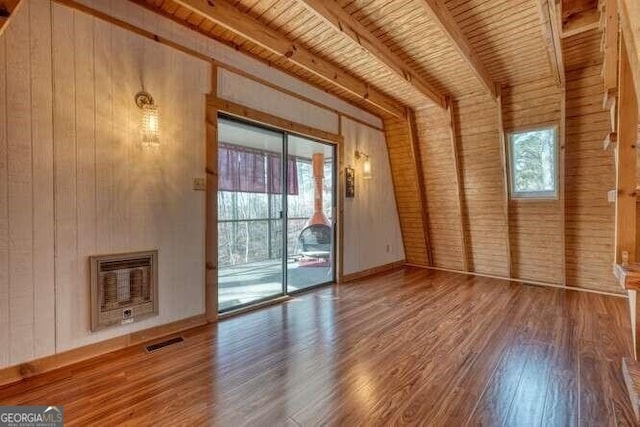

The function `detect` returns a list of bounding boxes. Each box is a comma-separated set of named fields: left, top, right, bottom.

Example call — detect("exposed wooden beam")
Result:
left=619, top=0, right=640, bottom=103
left=173, top=0, right=405, bottom=118
left=614, top=34, right=637, bottom=266
left=446, top=100, right=469, bottom=271
left=559, top=88, right=567, bottom=286
left=384, top=115, right=431, bottom=266
left=295, top=0, right=447, bottom=109
left=537, top=0, right=565, bottom=87
left=561, top=0, right=600, bottom=37
left=496, top=85, right=512, bottom=277
left=602, top=0, right=618, bottom=92
left=0, top=0, right=22, bottom=33
left=416, top=0, right=497, bottom=99
left=0, top=0, right=20, bottom=14
left=407, top=108, right=433, bottom=266
left=561, top=11, right=600, bottom=37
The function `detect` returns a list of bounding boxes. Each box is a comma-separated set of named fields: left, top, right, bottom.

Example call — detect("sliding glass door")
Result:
left=217, top=116, right=336, bottom=312
left=286, top=135, right=335, bottom=293
left=217, top=118, right=285, bottom=311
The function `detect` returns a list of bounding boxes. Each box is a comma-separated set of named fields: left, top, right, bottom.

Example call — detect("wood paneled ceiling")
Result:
left=445, top=0, right=555, bottom=86
left=137, top=0, right=560, bottom=117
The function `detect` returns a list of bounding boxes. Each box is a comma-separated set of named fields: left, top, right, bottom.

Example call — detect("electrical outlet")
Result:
left=193, top=178, right=206, bottom=191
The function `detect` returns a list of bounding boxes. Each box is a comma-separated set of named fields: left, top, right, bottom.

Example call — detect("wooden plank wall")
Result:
left=0, top=0, right=404, bottom=369
left=414, top=105, right=465, bottom=270
left=374, top=35, right=617, bottom=292
left=454, top=95, right=510, bottom=277
left=52, top=1, right=210, bottom=351
left=502, top=80, right=564, bottom=285
left=0, top=0, right=210, bottom=366
left=384, top=116, right=430, bottom=266
left=397, top=30, right=620, bottom=294
left=564, top=30, right=617, bottom=293
left=217, top=68, right=339, bottom=134
left=342, top=117, right=406, bottom=275
left=0, top=0, right=55, bottom=368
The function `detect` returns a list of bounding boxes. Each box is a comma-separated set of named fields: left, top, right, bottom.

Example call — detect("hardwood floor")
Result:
left=0, top=267, right=636, bottom=426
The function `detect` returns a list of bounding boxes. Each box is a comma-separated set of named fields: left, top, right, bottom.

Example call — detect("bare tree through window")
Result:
left=509, top=127, right=557, bottom=198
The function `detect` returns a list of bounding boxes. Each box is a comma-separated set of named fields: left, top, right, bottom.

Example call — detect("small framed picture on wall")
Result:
left=345, top=167, right=355, bottom=198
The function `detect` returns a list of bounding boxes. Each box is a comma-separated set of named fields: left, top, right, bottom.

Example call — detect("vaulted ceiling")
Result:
left=135, top=0, right=598, bottom=118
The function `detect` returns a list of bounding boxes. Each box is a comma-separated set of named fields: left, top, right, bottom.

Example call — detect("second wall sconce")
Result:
left=135, top=90, right=160, bottom=148
left=355, top=150, right=372, bottom=180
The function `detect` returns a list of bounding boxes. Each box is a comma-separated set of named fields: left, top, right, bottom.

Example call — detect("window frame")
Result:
left=506, top=125, right=559, bottom=200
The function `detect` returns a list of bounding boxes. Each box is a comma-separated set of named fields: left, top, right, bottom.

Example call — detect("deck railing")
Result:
left=218, top=216, right=324, bottom=267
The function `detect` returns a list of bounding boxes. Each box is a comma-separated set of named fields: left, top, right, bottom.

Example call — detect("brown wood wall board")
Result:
left=563, top=28, right=617, bottom=291
left=415, top=105, right=466, bottom=270
left=384, top=116, right=431, bottom=265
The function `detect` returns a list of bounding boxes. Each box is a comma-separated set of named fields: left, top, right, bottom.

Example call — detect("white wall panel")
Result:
left=30, top=0, right=56, bottom=360
left=52, top=4, right=208, bottom=352
left=342, top=118, right=405, bottom=275
left=73, top=0, right=383, bottom=130
left=6, top=0, right=35, bottom=365
left=218, top=69, right=339, bottom=135
left=0, top=0, right=390, bottom=369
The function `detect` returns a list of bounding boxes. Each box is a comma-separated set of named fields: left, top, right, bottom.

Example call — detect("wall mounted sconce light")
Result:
left=355, top=150, right=372, bottom=179
left=135, top=90, right=159, bottom=147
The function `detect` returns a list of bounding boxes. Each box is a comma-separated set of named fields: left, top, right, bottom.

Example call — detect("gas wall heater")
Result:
left=90, top=250, right=159, bottom=331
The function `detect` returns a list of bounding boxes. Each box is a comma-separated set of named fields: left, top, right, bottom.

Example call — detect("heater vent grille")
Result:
left=90, top=250, right=159, bottom=331
left=145, top=336, right=184, bottom=353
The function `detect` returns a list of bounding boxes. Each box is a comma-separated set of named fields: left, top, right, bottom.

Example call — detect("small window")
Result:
left=508, top=127, right=558, bottom=199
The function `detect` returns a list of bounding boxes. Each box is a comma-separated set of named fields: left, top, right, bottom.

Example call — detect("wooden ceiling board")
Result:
left=451, top=0, right=532, bottom=23
left=298, top=0, right=448, bottom=106
left=245, top=0, right=282, bottom=20
left=141, top=0, right=577, bottom=113
left=299, top=32, right=429, bottom=105
left=464, top=10, right=541, bottom=41
left=266, top=2, right=312, bottom=29
left=337, top=0, right=486, bottom=98
left=173, top=4, right=192, bottom=19
left=185, top=10, right=205, bottom=26
left=445, top=0, right=554, bottom=86
left=145, top=0, right=400, bottom=116
left=178, top=0, right=412, bottom=115
left=231, top=0, right=435, bottom=106
left=161, top=0, right=180, bottom=14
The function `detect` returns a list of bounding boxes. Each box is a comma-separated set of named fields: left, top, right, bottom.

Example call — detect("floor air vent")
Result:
left=145, top=336, right=184, bottom=353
